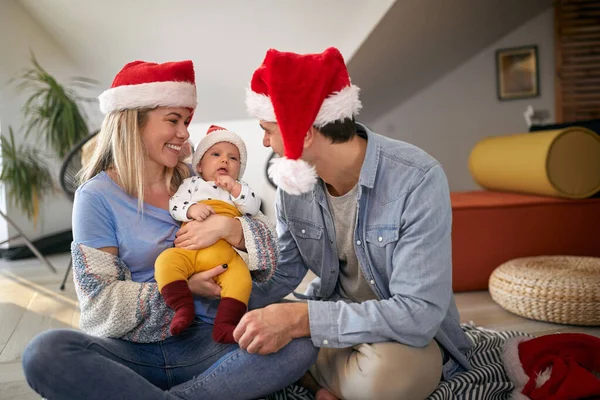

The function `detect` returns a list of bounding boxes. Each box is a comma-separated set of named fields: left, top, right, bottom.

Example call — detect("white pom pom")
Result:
left=535, top=367, right=553, bottom=389
left=268, top=157, right=317, bottom=195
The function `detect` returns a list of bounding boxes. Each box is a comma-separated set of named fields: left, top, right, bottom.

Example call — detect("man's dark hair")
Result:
left=316, top=118, right=356, bottom=144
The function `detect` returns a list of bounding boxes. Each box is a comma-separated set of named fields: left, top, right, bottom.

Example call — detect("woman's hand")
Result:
left=187, top=264, right=227, bottom=298
left=174, top=213, right=244, bottom=250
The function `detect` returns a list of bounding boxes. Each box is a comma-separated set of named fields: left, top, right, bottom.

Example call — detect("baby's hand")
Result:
left=187, top=203, right=215, bottom=221
left=215, top=176, right=241, bottom=197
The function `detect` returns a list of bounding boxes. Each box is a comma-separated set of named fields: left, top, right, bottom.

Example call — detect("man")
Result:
left=233, top=47, right=472, bottom=400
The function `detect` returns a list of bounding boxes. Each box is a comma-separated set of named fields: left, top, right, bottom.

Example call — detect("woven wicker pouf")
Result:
left=489, top=256, right=600, bottom=326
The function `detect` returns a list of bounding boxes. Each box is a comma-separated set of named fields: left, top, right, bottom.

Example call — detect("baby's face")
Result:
left=197, top=142, right=241, bottom=181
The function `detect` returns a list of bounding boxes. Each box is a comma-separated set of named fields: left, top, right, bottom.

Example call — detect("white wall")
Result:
left=0, top=0, right=91, bottom=243
left=188, top=120, right=277, bottom=220
left=371, top=8, right=555, bottom=192
left=19, top=0, right=395, bottom=124
left=1, top=0, right=394, bottom=244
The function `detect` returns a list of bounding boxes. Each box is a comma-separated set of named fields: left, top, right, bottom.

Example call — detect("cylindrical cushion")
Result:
left=469, top=127, right=600, bottom=199
left=489, top=256, right=600, bottom=326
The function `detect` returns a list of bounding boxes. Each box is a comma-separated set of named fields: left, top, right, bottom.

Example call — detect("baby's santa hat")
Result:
left=502, top=333, right=600, bottom=400
left=192, top=125, right=248, bottom=179
left=98, top=60, right=197, bottom=116
left=245, top=47, right=362, bottom=195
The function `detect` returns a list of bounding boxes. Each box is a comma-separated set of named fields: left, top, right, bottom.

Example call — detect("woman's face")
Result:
left=198, top=142, right=241, bottom=182
left=141, top=107, right=191, bottom=169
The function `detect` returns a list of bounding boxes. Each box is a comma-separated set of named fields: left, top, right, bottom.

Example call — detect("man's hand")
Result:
left=233, top=302, right=310, bottom=355
left=187, top=203, right=215, bottom=221
left=215, top=176, right=241, bottom=198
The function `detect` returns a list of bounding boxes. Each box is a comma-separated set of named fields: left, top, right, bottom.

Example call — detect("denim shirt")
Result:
left=250, top=123, right=472, bottom=379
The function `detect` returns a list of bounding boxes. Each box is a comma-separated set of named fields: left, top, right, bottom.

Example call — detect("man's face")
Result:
left=259, top=121, right=284, bottom=156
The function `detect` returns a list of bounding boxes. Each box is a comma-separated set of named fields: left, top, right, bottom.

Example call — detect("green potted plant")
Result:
left=0, top=53, right=96, bottom=223
left=0, top=127, right=53, bottom=222
left=17, top=53, right=95, bottom=158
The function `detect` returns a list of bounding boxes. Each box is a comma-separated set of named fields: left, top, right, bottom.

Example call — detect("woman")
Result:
left=22, top=60, right=317, bottom=400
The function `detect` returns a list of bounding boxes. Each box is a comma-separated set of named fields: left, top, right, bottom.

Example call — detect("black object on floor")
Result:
left=529, top=118, right=600, bottom=134
left=0, top=230, right=72, bottom=260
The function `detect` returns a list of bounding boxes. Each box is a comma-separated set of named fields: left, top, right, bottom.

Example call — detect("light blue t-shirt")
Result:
left=72, top=171, right=219, bottom=321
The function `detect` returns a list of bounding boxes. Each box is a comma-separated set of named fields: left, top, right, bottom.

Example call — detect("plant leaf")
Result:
left=0, top=126, right=53, bottom=221
left=15, top=51, right=92, bottom=158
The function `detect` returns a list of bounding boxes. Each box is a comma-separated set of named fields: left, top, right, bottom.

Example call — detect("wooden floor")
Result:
left=0, top=252, right=79, bottom=400
left=0, top=255, right=598, bottom=399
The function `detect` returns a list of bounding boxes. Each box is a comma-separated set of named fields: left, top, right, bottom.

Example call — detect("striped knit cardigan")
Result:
left=71, top=213, right=278, bottom=343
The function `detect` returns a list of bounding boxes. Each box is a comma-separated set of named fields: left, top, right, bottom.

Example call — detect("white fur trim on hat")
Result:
left=501, top=336, right=533, bottom=400
left=192, top=129, right=248, bottom=179
left=268, top=157, right=317, bottom=195
left=246, top=84, right=362, bottom=127
left=98, top=81, right=197, bottom=114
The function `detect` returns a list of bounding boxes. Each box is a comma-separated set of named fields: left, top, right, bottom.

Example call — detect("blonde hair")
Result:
left=80, top=108, right=190, bottom=209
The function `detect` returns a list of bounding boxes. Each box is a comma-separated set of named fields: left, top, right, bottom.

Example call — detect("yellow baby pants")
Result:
left=155, top=200, right=252, bottom=305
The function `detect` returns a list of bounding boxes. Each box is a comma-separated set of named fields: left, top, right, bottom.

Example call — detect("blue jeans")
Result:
left=22, top=318, right=318, bottom=400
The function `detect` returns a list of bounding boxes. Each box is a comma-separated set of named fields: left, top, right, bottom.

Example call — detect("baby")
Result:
left=155, top=125, right=261, bottom=343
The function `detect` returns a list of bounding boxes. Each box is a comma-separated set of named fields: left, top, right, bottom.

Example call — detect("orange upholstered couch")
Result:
left=450, top=191, right=600, bottom=292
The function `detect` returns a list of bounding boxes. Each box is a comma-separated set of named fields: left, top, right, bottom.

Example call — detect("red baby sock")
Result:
left=212, top=297, right=247, bottom=343
left=161, top=280, right=195, bottom=336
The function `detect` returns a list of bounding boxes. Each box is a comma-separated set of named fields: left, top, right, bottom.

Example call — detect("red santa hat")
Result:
left=502, top=333, right=600, bottom=400
left=192, top=125, right=248, bottom=179
left=245, top=47, right=361, bottom=195
left=98, top=60, right=197, bottom=115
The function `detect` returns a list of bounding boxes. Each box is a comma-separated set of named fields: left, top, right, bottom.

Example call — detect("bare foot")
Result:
left=315, top=388, right=339, bottom=400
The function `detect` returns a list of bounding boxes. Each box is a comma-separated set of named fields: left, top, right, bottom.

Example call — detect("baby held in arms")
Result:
left=155, top=125, right=260, bottom=343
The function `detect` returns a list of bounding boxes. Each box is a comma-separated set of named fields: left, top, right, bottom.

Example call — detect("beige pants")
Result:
left=309, top=340, right=443, bottom=400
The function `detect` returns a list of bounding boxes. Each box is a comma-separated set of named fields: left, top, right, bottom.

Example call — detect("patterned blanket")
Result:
left=261, top=323, right=533, bottom=400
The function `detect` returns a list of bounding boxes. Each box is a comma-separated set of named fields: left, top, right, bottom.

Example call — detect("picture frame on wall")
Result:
left=496, top=45, right=540, bottom=101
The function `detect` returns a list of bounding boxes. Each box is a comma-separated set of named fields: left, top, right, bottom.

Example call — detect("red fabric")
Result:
left=518, top=333, right=600, bottom=399
left=161, top=280, right=195, bottom=336
left=110, top=60, right=195, bottom=88
left=250, top=47, right=351, bottom=161
left=212, top=297, right=247, bottom=344
left=207, top=124, right=227, bottom=135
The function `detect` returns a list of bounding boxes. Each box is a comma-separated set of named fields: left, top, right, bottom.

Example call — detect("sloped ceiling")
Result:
left=16, top=0, right=395, bottom=123
left=347, top=0, right=553, bottom=124
left=17, top=0, right=554, bottom=126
